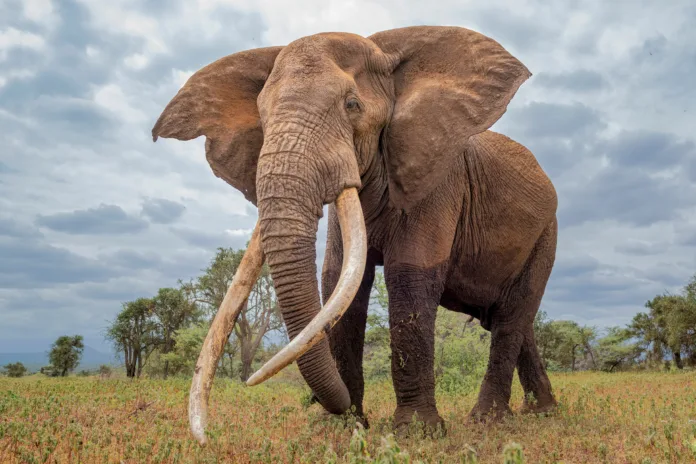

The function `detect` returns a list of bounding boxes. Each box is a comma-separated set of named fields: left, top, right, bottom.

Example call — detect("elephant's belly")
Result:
left=440, top=240, right=537, bottom=318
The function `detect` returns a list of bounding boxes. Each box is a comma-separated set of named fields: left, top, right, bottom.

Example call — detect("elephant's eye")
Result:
left=345, top=98, right=360, bottom=112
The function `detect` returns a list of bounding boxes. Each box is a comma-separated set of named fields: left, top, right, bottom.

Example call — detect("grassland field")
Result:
left=1, top=370, right=696, bottom=463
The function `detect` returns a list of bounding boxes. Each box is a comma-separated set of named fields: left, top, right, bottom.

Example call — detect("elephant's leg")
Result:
left=321, top=207, right=377, bottom=422
left=469, top=323, right=524, bottom=421
left=385, top=263, right=447, bottom=434
left=517, top=332, right=557, bottom=414
left=470, top=219, right=557, bottom=422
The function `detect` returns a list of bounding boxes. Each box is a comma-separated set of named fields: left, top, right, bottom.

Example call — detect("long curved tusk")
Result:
left=189, top=223, right=264, bottom=445
left=246, top=187, right=367, bottom=387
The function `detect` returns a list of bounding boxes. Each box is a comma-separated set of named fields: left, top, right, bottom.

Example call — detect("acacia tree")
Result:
left=631, top=294, right=686, bottom=368
left=48, top=335, right=84, bottom=377
left=183, top=246, right=283, bottom=381
left=533, top=313, right=597, bottom=371
left=595, top=327, right=642, bottom=372
left=152, top=287, right=201, bottom=378
left=106, top=298, right=160, bottom=378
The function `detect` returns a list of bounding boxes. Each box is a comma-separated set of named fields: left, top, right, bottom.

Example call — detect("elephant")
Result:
left=152, top=25, right=558, bottom=443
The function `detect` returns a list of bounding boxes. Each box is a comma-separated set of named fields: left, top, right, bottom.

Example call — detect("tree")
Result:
left=595, top=327, right=642, bottom=372
left=160, top=322, right=213, bottom=377
left=534, top=310, right=562, bottom=369
left=2, top=362, right=27, bottom=378
left=48, top=335, right=84, bottom=376
left=106, top=298, right=160, bottom=378
left=533, top=313, right=597, bottom=371
left=631, top=293, right=690, bottom=369
left=152, top=287, right=201, bottom=378
left=183, top=246, right=283, bottom=381
left=662, top=283, right=696, bottom=367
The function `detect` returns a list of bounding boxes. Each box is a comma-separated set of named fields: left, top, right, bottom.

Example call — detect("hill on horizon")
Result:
left=0, top=346, right=117, bottom=372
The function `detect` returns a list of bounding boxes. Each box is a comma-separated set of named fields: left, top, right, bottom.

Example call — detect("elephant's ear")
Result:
left=369, top=26, right=531, bottom=211
left=152, top=46, right=283, bottom=205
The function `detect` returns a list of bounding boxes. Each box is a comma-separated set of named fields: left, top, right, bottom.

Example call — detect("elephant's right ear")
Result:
left=152, top=46, right=283, bottom=205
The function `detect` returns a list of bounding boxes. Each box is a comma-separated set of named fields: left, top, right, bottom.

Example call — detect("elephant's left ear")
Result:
left=369, top=26, right=531, bottom=211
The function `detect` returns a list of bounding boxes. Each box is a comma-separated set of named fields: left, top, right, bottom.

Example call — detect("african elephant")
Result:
left=152, top=25, right=558, bottom=442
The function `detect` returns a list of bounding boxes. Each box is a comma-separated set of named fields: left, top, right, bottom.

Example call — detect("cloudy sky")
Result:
left=1, top=0, right=695, bottom=353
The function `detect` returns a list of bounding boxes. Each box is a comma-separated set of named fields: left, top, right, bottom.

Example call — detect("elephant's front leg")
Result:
left=385, top=263, right=447, bottom=434
left=321, top=208, right=377, bottom=422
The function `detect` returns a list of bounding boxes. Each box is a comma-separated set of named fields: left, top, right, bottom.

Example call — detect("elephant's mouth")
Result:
left=187, top=187, right=367, bottom=445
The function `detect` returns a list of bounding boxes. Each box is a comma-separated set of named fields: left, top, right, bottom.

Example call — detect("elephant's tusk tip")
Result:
left=190, top=416, right=207, bottom=445
left=245, top=371, right=263, bottom=386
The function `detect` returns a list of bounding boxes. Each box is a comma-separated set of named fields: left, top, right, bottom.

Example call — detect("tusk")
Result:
left=246, top=187, right=367, bottom=387
left=188, top=223, right=264, bottom=445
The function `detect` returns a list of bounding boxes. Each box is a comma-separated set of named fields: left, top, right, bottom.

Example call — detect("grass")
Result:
left=1, top=371, right=695, bottom=463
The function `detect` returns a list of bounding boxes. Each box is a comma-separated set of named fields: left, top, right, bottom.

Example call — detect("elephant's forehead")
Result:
left=276, top=32, right=377, bottom=74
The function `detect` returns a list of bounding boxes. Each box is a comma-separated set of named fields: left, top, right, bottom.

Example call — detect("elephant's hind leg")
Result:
left=468, top=320, right=524, bottom=422
left=518, top=332, right=557, bottom=414
left=469, top=218, right=557, bottom=423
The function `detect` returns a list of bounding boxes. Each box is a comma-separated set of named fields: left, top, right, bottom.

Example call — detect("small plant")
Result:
left=502, top=442, right=524, bottom=464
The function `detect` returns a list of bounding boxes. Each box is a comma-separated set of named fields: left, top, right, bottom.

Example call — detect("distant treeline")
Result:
left=4, top=245, right=693, bottom=384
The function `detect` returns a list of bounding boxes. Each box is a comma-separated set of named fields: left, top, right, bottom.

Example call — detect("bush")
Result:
left=2, top=362, right=28, bottom=378
left=99, top=365, right=113, bottom=378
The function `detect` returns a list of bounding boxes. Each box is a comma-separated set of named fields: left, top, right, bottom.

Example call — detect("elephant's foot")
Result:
left=466, top=400, right=513, bottom=424
left=393, top=406, right=446, bottom=438
left=520, top=395, right=557, bottom=416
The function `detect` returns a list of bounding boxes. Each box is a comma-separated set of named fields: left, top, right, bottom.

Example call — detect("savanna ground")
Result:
left=1, top=370, right=696, bottom=463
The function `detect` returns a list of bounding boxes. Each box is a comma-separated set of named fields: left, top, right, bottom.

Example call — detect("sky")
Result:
left=1, top=0, right=695, bottom=353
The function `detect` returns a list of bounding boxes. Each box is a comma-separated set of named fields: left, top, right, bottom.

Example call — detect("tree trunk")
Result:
left=586, top=343, right=597, bottom=369
left=136, top=352, right=143, bottom=378
left=673, top=351, right=683, bottom=369
left=239, top=335, right=254, bottom=382
left=240, top=357, right=253, bottom=382
left=571, top=344, right=579, bottom=371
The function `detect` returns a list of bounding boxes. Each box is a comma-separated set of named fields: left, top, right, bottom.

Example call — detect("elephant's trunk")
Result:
left=250, top=144, right=366, bottom=414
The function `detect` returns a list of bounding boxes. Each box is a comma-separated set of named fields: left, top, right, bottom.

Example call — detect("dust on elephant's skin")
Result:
left=153, top=25, right=558, bottom=434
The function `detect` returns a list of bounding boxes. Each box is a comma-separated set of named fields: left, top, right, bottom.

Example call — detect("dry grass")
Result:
left=1, top=370, right=695, bottom=463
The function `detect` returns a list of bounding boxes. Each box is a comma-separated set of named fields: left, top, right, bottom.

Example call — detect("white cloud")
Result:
left=92, top=83, right=147, bottom=123
left=124, top=53, right=149, bottom=70
left=22, top=0, right=57, bottom=28
left=0, top=27, right=45, bottom=59
left=225, top=228, right=254, bottom=237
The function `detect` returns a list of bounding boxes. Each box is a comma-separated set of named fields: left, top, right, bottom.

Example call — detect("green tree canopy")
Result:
left=152, top=287, right=201, bottom=378
left=48, top=335, right=84, bottom=377
left=106, top=298, right=160, bottom=378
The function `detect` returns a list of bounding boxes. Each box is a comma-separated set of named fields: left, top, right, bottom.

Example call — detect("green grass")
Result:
left=1, top=371, right=695, bottom=463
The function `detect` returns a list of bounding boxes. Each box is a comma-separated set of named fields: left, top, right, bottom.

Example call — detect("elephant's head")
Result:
left=152, top=25, right=529, bottom=441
